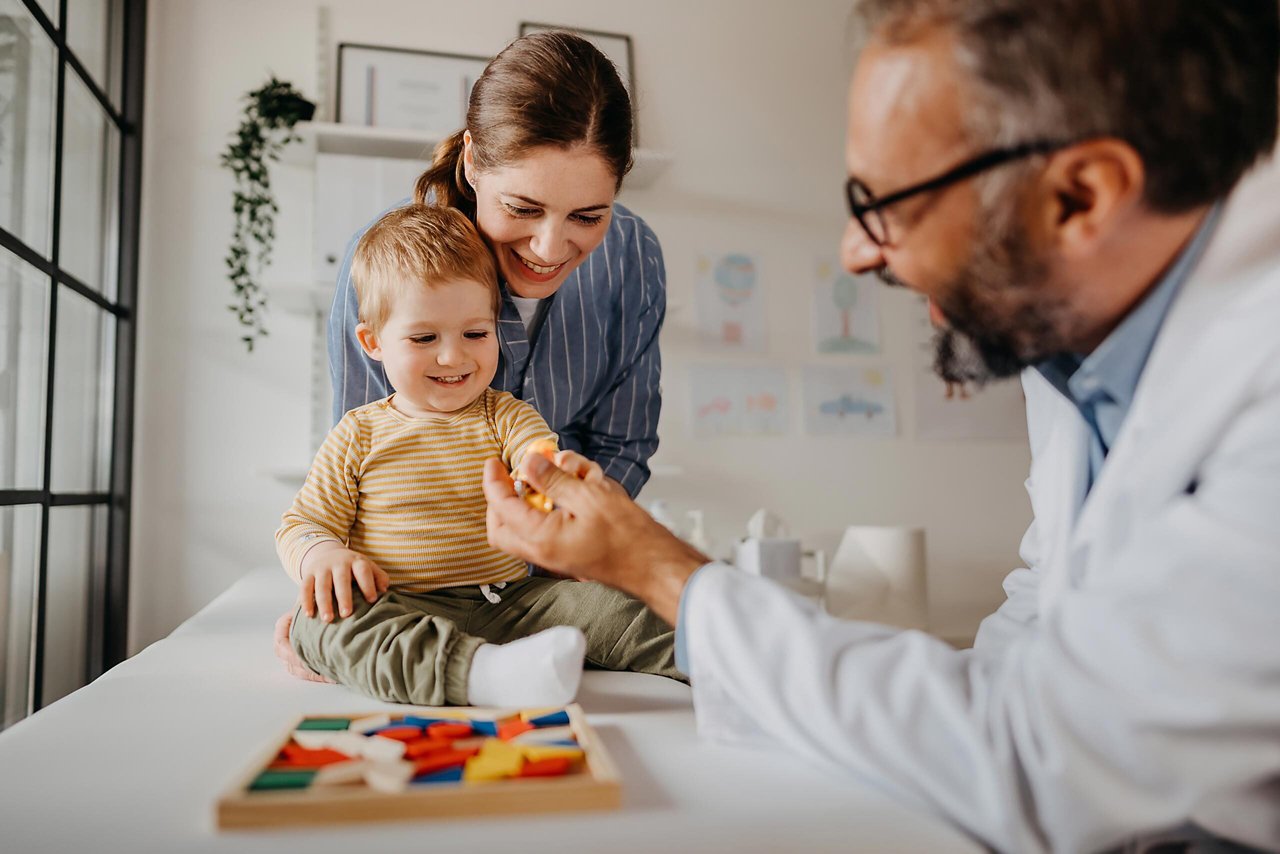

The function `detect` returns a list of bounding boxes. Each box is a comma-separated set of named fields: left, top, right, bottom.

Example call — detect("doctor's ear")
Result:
left=355, top=322, right=383, bottom=361
left=1039, top=138, right=1145, bottom=257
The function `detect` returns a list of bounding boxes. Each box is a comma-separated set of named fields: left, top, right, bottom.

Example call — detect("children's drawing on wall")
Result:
left=812, top=259, right=880, bottom=355
left=695, top=252, right=767, bottom=352
left=802, top=365, right=897, bottom=437
left=909, top=296, right=1029, bottom=441
left=689, top=363, right=789, bottom=437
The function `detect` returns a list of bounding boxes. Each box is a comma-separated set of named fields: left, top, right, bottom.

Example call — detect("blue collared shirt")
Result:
left=1035, top=206, right=1220, bottom=497
left=327, top=201, right=666, bottom=498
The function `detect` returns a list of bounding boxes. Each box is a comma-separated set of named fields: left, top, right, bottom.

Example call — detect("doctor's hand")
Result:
left=483, top=454, right=709, bottom=625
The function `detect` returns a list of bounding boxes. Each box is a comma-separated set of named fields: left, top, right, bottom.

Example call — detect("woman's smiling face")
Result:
left=467, top=141, right=617, bottom=299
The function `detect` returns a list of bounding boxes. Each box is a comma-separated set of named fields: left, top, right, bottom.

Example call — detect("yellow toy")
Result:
left=514, top=439, right=560, bottom=513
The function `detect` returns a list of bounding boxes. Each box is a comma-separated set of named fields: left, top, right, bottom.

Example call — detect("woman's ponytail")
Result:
left=413, top=129, right=476, bottom=219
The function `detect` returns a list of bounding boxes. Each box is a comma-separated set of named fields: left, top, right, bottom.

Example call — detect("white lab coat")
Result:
left=683, top=156, right=1280, bottom=853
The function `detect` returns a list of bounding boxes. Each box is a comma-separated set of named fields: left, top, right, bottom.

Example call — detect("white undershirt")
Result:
left=510, top=295, right=547, bottom=336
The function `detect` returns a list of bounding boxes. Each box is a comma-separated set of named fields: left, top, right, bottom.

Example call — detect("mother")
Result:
left=333, top=31, right=664, bottom=493
left=275, top=30, right=668, bottom=678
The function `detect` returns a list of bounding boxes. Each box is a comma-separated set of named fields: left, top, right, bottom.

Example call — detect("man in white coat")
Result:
left=483, top=1, right=1280, bottom=850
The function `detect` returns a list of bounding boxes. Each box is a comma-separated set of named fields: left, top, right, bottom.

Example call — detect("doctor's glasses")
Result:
left=846, top=139, right=1069, bottom=247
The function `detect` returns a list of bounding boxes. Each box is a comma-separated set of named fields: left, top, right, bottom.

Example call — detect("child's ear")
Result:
left=355, top=322, right=383, bottom=361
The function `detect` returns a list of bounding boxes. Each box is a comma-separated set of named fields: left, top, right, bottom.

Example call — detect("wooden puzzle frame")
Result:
left=215, top=704, right=620, bottom=829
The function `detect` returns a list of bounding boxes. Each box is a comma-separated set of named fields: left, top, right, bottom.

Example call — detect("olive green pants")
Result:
left=290, top=576, right=684, bottom=706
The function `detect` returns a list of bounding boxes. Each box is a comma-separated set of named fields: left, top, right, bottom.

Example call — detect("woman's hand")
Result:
left=483, top=454, right=708, bottom=625
left=297, top=541, right=389, bottom=622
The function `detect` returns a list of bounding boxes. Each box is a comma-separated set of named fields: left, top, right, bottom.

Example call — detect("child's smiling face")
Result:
left=356, top=278, right=498, bottom=418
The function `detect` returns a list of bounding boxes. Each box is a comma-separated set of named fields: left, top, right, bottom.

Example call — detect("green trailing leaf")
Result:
left=220, top=76, right=315, bottom=352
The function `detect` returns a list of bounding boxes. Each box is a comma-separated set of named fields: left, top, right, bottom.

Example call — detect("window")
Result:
left=0, top=0, right=143, bottom=727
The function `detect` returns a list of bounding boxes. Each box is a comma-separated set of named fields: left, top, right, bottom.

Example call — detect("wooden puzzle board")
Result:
left=216, top=703, right=619, bottom=829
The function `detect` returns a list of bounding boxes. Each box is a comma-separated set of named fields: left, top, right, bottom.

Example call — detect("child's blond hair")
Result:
left=351, top=204, right=500, bottom=331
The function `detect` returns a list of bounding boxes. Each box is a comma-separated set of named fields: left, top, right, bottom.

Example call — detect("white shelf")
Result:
left=286, top=121, right=672, bottom=189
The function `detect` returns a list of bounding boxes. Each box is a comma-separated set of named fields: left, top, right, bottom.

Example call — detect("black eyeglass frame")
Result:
left=846, top=140, right=1069, bottom=247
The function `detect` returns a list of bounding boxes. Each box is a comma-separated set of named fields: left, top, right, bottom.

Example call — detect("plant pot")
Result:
left=259, top=90, right=316, bottom=125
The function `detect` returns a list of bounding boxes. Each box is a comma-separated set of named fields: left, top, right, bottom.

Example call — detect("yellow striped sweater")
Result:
left=275, top=388, right=555, bottom=592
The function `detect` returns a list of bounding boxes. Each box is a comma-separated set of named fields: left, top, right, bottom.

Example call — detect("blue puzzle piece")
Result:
left=471, top=719, right=501, bottom=737
left=402, top=716, right=465, bottom=729
left=529, top=710, right=571, bottom=728
left=412, top=766, right=465, bottom=785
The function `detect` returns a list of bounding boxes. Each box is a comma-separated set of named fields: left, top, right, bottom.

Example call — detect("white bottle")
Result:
left=685, top=510, right=711, bottom=553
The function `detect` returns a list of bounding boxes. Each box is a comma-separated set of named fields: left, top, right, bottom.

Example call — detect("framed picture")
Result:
left=518, top=23, right=637, bottom=142
left=336, top=43, right=491, bottom=132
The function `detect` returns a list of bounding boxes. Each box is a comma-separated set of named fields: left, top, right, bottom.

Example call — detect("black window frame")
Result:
left=0, top=0, right=146, bottom=721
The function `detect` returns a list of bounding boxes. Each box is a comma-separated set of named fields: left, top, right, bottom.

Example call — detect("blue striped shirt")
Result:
left=327, top=201, right=666, bottom=498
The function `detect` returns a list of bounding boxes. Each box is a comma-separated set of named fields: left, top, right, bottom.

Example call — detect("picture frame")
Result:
left=335, top=43, right=491, bottom=132
left=518, top=23, right=637, bottom=143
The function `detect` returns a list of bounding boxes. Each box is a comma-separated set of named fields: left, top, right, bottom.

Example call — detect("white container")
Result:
left=822, top=526, right=928, bottom=631
left=734, top=537, right=802, bottom=582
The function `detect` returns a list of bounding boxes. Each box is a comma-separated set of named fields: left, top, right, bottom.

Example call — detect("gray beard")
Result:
left=927, top=208, right=1070, bottom=387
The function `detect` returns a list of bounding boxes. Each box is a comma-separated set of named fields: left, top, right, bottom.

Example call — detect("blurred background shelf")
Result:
left=286, top=122, right=672, bottom=189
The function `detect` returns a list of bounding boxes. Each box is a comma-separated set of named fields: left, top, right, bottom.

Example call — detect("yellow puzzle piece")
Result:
left=463, top=739, right=525, bottom=782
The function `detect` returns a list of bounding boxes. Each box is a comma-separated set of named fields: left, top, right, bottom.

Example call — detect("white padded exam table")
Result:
left=0, top=568, right=979, bottom=853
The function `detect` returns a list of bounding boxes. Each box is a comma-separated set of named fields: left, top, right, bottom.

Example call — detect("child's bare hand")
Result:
left=552, top=450, right=605, bottom=484
left=298, top=542, right=389, bottom=621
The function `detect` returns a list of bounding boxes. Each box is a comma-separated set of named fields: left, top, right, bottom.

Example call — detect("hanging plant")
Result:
left=220, top=76, right=315, bottom=351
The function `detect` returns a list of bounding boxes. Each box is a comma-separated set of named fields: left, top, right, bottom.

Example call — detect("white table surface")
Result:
left=0, top=569, right=980, bottom=853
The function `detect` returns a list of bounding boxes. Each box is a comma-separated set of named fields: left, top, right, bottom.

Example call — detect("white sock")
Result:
left=466, top=627, right=587, bottom=707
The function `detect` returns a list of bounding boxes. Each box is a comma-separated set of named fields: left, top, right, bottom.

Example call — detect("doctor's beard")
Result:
left=924, top=202, right=1075, bottom=387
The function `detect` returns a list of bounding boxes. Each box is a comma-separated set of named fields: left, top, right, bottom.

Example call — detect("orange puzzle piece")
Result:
left=425, top=722, right=473, bottom=740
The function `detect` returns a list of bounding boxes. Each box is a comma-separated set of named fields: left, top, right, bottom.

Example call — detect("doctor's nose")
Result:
left=841, top=217, right=887, bottom=278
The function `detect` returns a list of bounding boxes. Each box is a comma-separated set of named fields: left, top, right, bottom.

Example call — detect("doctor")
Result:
left=483, top=0, right=1280, bottom=851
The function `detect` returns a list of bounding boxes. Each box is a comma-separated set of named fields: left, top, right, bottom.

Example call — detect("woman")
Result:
left=276, top=31, right=669, bottom=680
left=330, top=30, right=665, bottom=497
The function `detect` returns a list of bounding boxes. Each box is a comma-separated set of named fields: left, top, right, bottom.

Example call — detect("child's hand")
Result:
left=297, top=542, right=389, bottom=622
left=552, top=449, right=605, bottom=484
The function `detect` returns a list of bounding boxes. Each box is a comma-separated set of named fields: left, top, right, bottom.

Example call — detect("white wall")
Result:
left=132, top=0, right=1032, bottom=651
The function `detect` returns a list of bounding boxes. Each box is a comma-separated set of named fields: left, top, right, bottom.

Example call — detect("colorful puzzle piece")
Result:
left=371, top=726, right=422, bottom=743
left=413, top=747, right=480, bottom=777
left=294, top=718, right=350, bottom=731
left=463, top=739, right=525, bottom=782
left=523, top=709, right=572, bottom=728
left=250, top=770, right=315, bottom=791
left=519, top=743, right=584, bottom=763
left=519, top=757, right=573, bottom=778
left=313, top=759, right=368, bottom=786
left=425, top=721, right=474, bottom=740
left=272, top=744, right=352, bottom=769
left=412, top=765, right=465, bottom=785
left=497, top=719, right=535, bottom=741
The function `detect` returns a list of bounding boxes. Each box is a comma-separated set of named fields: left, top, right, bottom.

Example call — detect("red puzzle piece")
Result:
left=519, top=757, right=572, bottom=778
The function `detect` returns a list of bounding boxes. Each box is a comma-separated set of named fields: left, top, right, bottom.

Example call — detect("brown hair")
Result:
left=351, top=204, right=500, bottom=331
left=414, top=31, right=634, bottom=219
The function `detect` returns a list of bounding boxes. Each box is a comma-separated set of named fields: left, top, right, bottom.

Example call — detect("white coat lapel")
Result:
left=1022, top=371, right=1092, bottom=609
left=1066, top=155, right=1280, bottom=579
